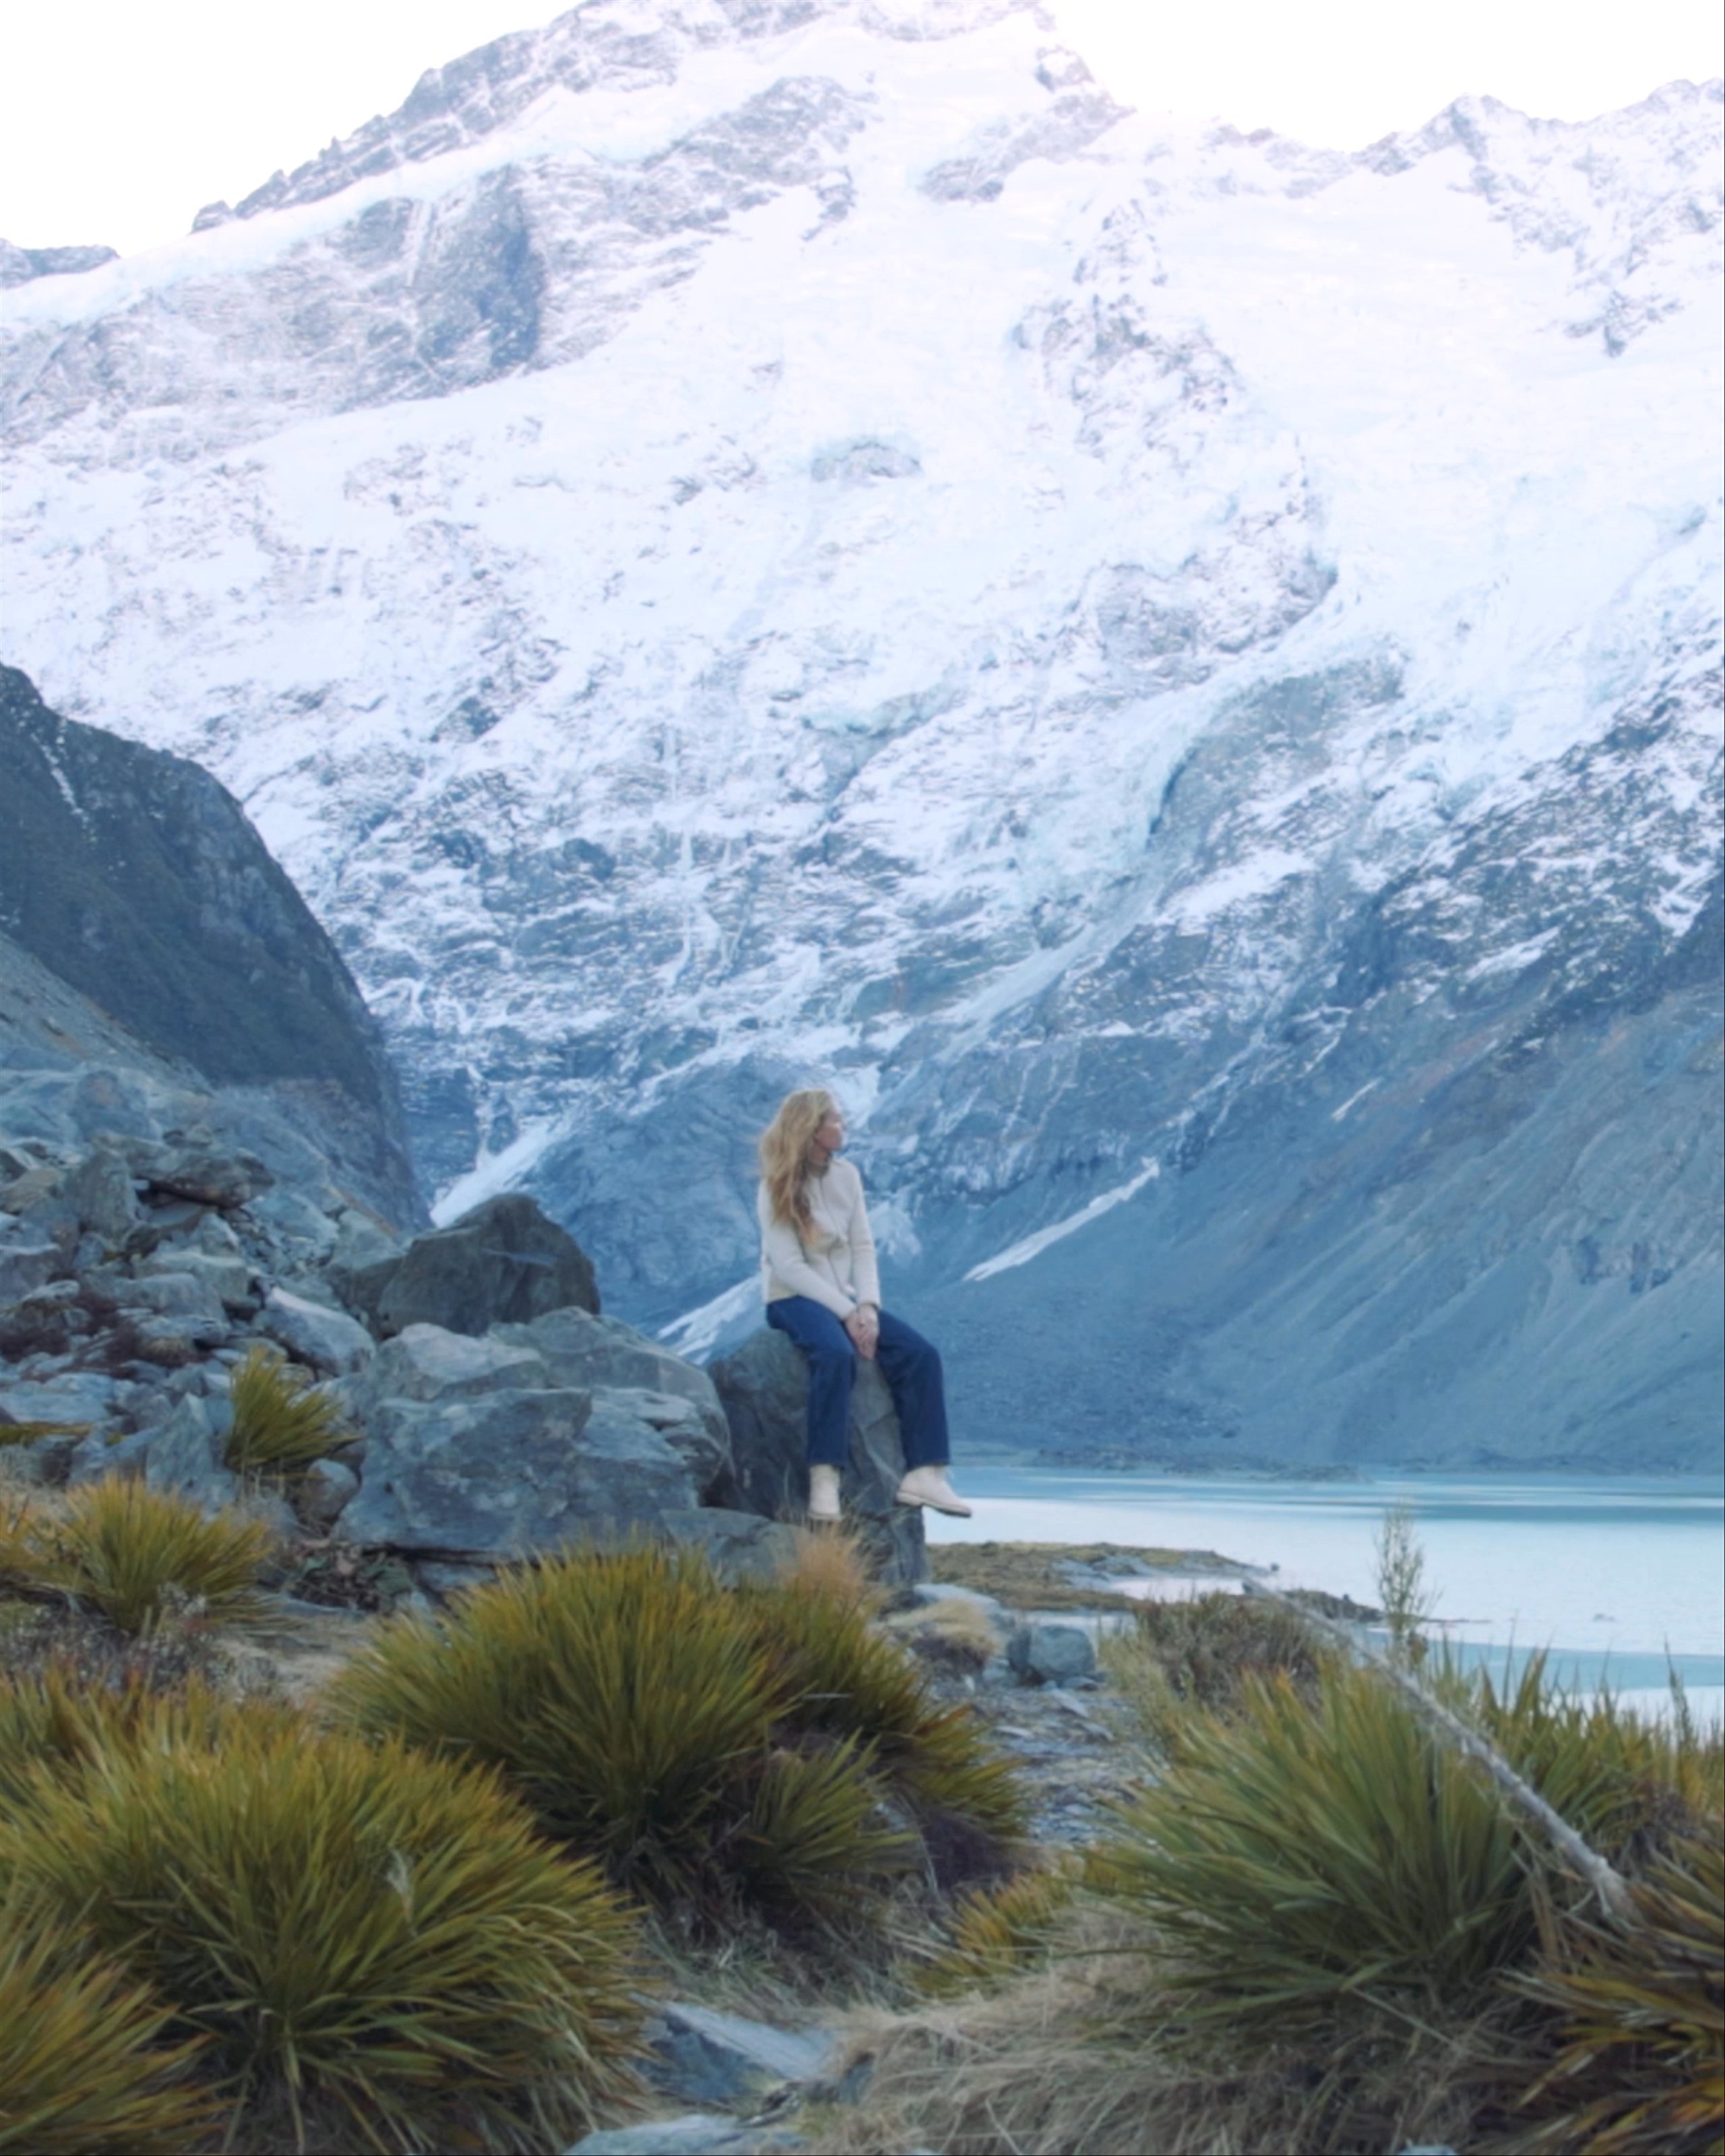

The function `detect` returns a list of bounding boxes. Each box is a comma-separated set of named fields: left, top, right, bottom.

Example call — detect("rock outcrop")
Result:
left=341, top=1193, right=598, bottom=1336
left=710, top=1329, right=927, bottom=1586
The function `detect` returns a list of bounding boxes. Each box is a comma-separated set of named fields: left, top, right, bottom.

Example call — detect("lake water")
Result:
left=928, top=1469, right=1725, bottom=1717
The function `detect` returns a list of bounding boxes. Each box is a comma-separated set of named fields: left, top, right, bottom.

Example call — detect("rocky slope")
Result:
left=1, top=0, right=1719, bottom=1466
left=0, top=665, right=422, bottom=1224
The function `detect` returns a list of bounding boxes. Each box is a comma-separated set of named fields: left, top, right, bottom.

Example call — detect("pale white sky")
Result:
left=1, top=0, right=1719, bottom=258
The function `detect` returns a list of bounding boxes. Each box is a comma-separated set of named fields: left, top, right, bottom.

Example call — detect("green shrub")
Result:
left=1511, top=1827, right=1725, bottom=2155
left=0, top=1670, right=261, bottom=1814
left=10, top=1481, right=272, bottom=1635
left=1101, top=1589, right=1327, bottom=1744
left=332, top=1544, right=1019, bottom=1928
left=0, top=1713, right=644, bottom=2153
left=0, top=1897, right=214, bottom=2156
left=225, top=1344, right=352, bottom=1475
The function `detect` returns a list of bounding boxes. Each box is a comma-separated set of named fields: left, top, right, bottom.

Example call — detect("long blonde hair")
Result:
left=759, top=1087, right=836, bottom=1240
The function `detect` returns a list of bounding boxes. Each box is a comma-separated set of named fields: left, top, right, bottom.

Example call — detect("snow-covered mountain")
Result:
left=3, top=0, right=1720, bottom=1467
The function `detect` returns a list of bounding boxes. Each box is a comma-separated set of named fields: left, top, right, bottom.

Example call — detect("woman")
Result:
left=757, top=1087, right=971, bottom=1524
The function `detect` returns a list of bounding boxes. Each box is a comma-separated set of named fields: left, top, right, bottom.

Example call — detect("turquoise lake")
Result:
left=927, top=1469, right=1725, bottom=1715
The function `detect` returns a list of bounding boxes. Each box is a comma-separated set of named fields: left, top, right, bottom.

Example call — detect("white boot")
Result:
left=895, top=1466, right=972, bottom=1518
left=807, top=1464, right=843, bottom=1523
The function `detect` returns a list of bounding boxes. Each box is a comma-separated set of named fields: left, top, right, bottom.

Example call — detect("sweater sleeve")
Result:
left=757, top=1182, right=857, bottom=1319
left=846, top=1168, right=881, bottom=1310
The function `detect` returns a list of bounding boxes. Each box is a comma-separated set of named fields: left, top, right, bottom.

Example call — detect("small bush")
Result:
left=334, top=1544, right=1021, bottom=1928
left=1511, top=1828, right=1725, bottom=2155
left=0, top=1897, right=214, bottom=2156
left=8, top=1481, right=272, bottom=1635
left=0, top=1669, right=268, bottom=1813
left=225, top=1344, right=352, bottom=1476
left=1101, top=1589, right=1326, bottom=1746
left=0, top=1713, right=644, bottom=2153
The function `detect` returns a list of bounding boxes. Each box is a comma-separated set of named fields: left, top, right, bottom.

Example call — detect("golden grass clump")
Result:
left=0, top=1710, right=644, bottom=2153
left=1509, top=1827, right=1725, bottom=2155
left=912, top=1860, right=1078, bottom=1999
left=0, top=1480, right=274, bottom=1636
left=0, top=1897, right=216, bottom=2156
left=224, top=1343, right=352, bottom=1476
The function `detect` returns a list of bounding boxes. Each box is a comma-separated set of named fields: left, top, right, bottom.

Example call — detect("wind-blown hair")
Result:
left=759, top=1087, right=836, bottom=1239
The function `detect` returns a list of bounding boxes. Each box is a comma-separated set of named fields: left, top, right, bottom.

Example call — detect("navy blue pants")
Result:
left=765, top=1297, right=950, bottom=1471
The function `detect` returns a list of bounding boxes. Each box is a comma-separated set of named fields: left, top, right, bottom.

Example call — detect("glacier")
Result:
left=3, top=0, right=1720, bottom=1467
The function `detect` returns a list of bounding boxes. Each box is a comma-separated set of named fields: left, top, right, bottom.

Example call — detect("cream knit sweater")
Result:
left=757, top=1157, right=882, bottom=1319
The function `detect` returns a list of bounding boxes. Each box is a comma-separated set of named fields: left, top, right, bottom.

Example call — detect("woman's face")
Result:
left=811, top=1108, right=846, bottom=1159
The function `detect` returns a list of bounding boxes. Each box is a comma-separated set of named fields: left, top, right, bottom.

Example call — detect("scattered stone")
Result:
left=344, top=1193, right=598, bottom=1338
left=0, top=1370, right=124, bottom=1429
left=67, top=1426, right=154, bottom=1484
left=144, top=1395, right=239, bottom=1511
left=258, top=1286, right=375, bottom=1375
left=115, top=1271, right=226, bottom=1322
left=645, top=2000, right=840, bottom=2107
left=1006, top=1622, right=1098, bottom=1686
left=0, top=1238, right=59, bottom=1302
left=413, top=1556, right=496, bottom=1599
left=123, top=1136, right=270, bottom=1209
left=297, top=1455, right=360, bottom=1530
left=710, top=1328, right=927, bottom=1585
left=60, top=1145, right=140, bottom=1240
left=140, top=1245, right=252, bottom=1310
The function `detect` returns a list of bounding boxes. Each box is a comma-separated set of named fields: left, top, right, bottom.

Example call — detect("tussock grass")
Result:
left=912, top=1859, right=1078, bottom=1999
left=224, top=1344, right=352, bottom=1476
left=883, top=1593, right=1001, bottom=1675
left=1, top=1481, right=273, bottom=1635
left=0, top=1709, right=644, bottom=2153
left=0, top=1897, right=215, bottom=2156
left=781, top=1523, right=883, bottom=1614
left=332, top=1544, right=1022, bottom=1931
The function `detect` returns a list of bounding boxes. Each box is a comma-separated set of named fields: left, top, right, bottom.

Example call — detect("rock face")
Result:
left=0, top=241, right=117, bottom=288
left=2, top=5, right=1719, bottom=1469
left=0, top=668, right=418, bottom=1226
left=343, top=1193, right=598, bottom=1336
left=710, top=1328, right=927, bottom=1586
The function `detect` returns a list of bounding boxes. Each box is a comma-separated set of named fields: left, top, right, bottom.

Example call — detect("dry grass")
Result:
left=882, top=1597, right=1001, bottom=1675
left=781, top=1525, right=885, bottom=1616
left=798, top=1905, right=1493, bottom=2156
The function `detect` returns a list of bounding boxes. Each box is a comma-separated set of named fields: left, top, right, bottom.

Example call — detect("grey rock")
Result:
left=0, top=1240, right=60, bottom=1303
left=67, top=1425, right=154, bottom=1484
left=590, top=1385, right=730, bottom=1500
left=323, top=1205, right=405, bottom=1307
left=658, top=1507, right=798, bottom=1585
left=336, top=1384, right=697, bottom=1556
left=22, top=1428, right=84, bottom=1484
left=0, top=1370, right=123, bottom=1430
left=346, top=1193, right=598, bottom=1337
left=141, top=1244, right=253, bottom=1308
left=61, top=1145, right=140, bottom=1240
left=646, top=2000, right=840, bottom=2106
left=298, top=1455, right=360, bottom=1529
left=710, top=1328, right=927, bottom=1586
left=115, top=1270, right=225, bottom=1321
left=413, top=1556, right=496, bottom=1598
left=1006, top=1623, right=1098, bottom=1686
left=123, top=1135, right=270, bottom=1210
left=259, top=1286, right=375, bottom=1374
left=351, top=1322, right=546, bottom=1408
left=144, top=1395, right=239, bottom=1511
left=565, top=2118, right=807, bottom=2155
left=495, top=1306, right=733, bottom=1496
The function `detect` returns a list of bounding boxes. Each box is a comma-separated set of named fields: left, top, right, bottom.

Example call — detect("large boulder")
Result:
left=257, top=1285, right=375, bottom=1375
left=335, top=1385, right=698, bottom=1558
left=342, top=1194, right=598, bottom=1337
left=492, top=1306, right=734, bottom=1502
left=708, top=1329, right=927, bottom=1586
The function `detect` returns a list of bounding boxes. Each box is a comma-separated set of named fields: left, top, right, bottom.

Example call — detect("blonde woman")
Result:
left=758, top=1087, right=971, bottom=1525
